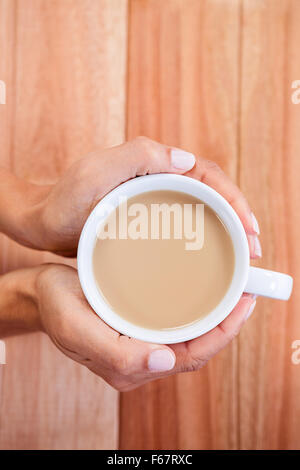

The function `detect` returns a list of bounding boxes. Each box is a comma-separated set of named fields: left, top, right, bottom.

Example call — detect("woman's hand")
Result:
left=34, top=264, right=256, bottom=391
left=0, top=263, right=256, bottom=391
left=0, top=138, right=260, bottom=389
left=0, top=137, right=261, bottom=257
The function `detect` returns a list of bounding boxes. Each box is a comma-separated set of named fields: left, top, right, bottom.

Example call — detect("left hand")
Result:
left=35, top=264, right=257, bottom=391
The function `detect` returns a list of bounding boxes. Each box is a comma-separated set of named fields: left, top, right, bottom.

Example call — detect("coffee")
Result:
left=93, top=190, right=235, bottom=330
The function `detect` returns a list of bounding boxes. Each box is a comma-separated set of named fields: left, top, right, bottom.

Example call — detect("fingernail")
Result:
left=245, top=300, right=256, bottom=321
left=148, top=349, right=176, bottom=372
left=251, top=212, right=260, bottom=235
left=254, top=235, right=262, bottom=257
left=171, top=149, right=196, bottom=171
left=245, top=293, right=257, bottom=301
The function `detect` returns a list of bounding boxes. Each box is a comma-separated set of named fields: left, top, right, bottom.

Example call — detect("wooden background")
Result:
left=0, top=0, right=299, bottom=450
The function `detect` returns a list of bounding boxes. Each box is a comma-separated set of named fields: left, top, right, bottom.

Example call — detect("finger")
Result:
left=89, top=335, right=176, bottom=390
left=170, top=294, right=257, bottom=373
left=112, top=335, right=176, bottom=376
left=89, top=137, right=196, bottom=199
left=113, top=137, right=196, bottom=176
left=186, top=157, right=260, bottom=236
left=65, top=291, right=176, bottom=377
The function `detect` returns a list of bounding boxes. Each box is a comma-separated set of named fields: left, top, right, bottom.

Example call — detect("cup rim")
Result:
left=77, top=174, right=250, bottom=344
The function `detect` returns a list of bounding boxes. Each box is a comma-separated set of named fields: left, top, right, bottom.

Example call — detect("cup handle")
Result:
left=244, top=266, right=293, bottom=300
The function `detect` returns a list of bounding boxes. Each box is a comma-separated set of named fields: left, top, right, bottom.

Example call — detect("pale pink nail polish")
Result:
left=251, top=212, right=260, bottom=235
left=254, top=236, right=262, bottom=257
left=148, top=350, right=175, bottom=372
left=245, top=300, right=257, bottom=321
left=171, top=149, right=196, bottom=171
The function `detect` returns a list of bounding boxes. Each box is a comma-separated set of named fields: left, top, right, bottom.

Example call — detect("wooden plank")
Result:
left=0, top=0, right=127, bottom=449
left=238, top=0, right=300, bottom=450
left=121, top=0, right=242, bottom=449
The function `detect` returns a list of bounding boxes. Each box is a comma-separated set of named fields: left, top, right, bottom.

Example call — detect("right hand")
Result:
left=18, top=137, right=260, bottom=257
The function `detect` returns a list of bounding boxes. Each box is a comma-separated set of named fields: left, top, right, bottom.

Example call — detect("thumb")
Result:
left=85, top=137, right=196, bottom=210
left=106, top=136, right=196, bottom=181
left=112, top=336, right=176, bottom=375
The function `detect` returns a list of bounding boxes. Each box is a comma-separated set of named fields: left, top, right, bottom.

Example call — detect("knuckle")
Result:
left=71, top=157, right=92, bottom=182
left=132, top=136, right=155, bottom=156
left=111, top=354, right=132, bottom=376
left=203, top=159, right=222, bottom=172
left=133, top=135, right=150, bottom=144
left=178, top=347, right=209, bottom=373
left=182, top=357, right=208, bottom=373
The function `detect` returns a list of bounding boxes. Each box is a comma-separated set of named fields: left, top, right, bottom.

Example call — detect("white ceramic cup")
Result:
left=77, top=174, right=293, bottom=344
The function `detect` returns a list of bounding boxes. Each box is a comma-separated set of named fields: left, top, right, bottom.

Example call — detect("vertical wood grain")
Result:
left=121, top=0, right=300, bottom=450
left=238, top=0, right=300, bottom=449
left=1, top=0, right=299, bottom=451
left=0, top=0, right=127, bottom=449
left=121, top=0, right=242, bottom=449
